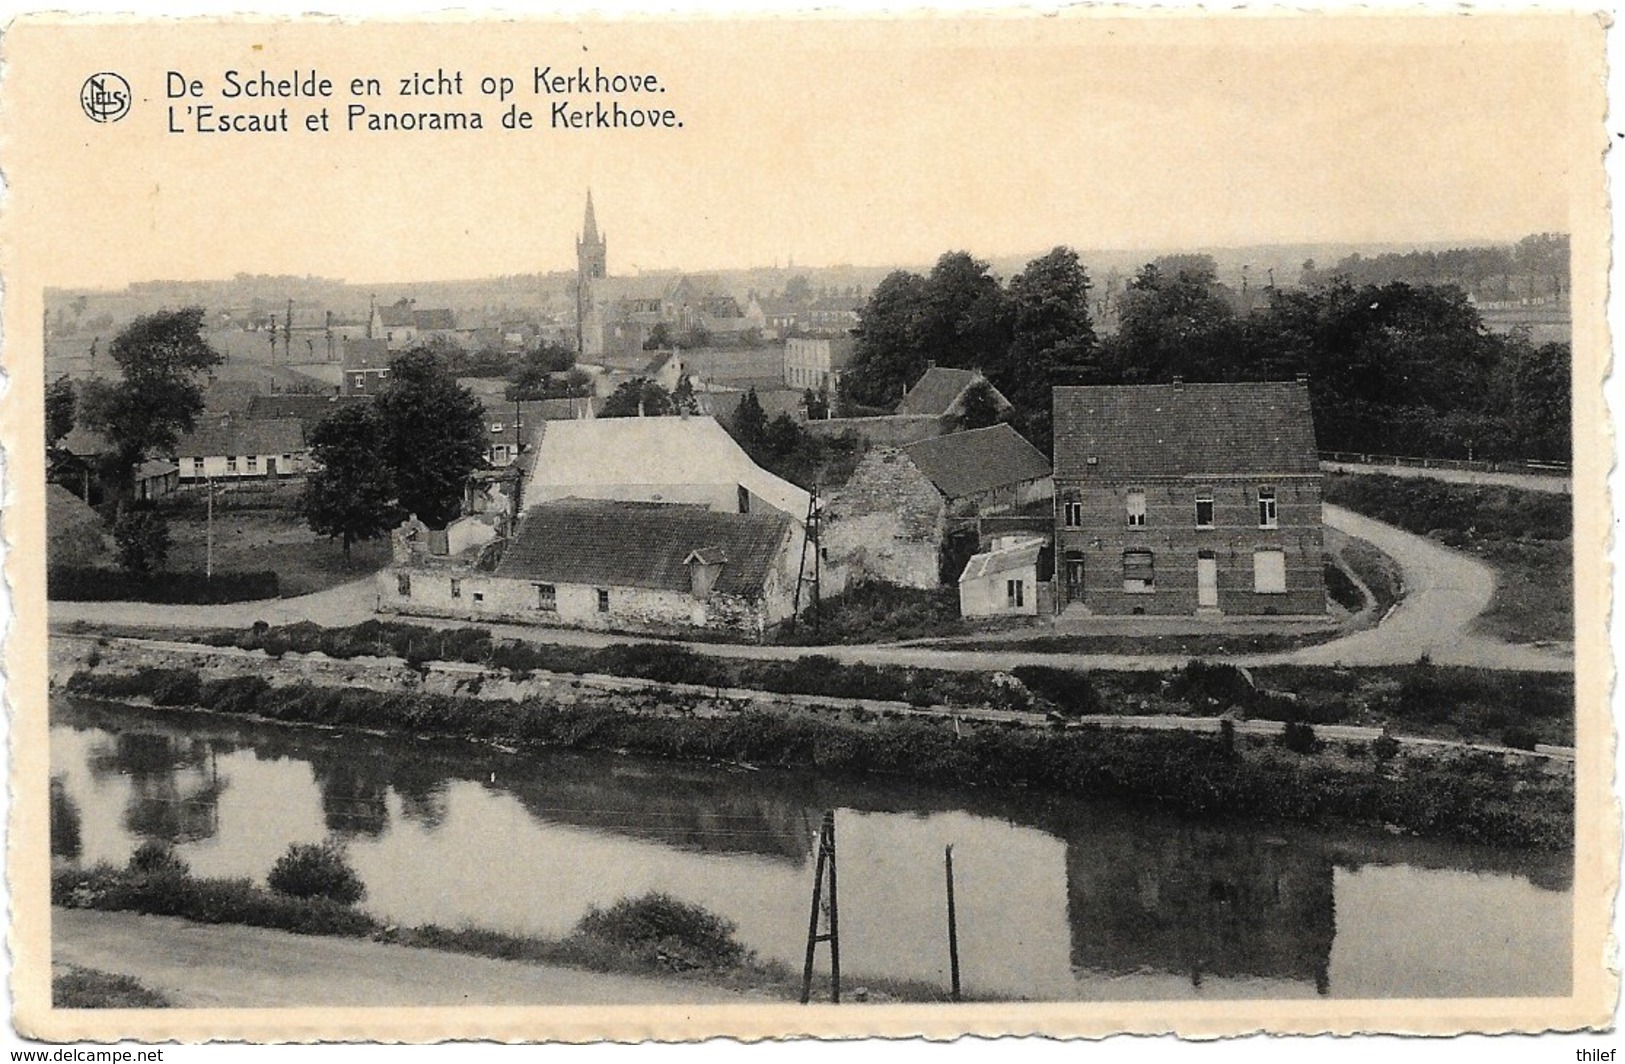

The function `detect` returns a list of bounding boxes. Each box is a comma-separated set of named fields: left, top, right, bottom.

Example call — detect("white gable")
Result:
left=522, top=416, right=812, bottom=521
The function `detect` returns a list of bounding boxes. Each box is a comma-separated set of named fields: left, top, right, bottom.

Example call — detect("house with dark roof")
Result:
left=369, top=299, right=459, bottom=351
left=894, top=366, right=1013, bottom=420
left=1052, top=379, right=1325, bottom=617
left=823, top=423, right=1053, bottom=588
left=381, top=499, right=799, bottom=637
left=342, top=337, right=393, bottom=396
left=175, top=416, right=308, bottom=481
left=245, top=393, right=374, bottom=434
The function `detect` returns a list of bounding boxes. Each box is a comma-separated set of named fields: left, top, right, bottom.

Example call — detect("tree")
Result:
left=846, top=270, right=929, bottom=406
left=1097, top=262, right=1243, bottom=384
left=301, top=406, right=401, bottom=561
left=952, top=380, right=1008, bottom=432
left=643, top=322, right=675, bottom=350
left=113, top=507, right=169, bottom=575
left=729, top=387, right=769, bottom=459
left=601, top=377, right=674, bottom=418
left=374, top=349, right=488, bottom=529
left=672, top=373, right=700, bottom=415
left=79, top=308, right=221, bottom=497
left=45, top=375, right=75, bottom=449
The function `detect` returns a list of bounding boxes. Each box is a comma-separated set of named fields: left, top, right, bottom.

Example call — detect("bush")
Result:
left=267, top=840, right=366, bottom=905
left=127, top=840, right=189, bottom=877
left=48, top=567, right=279, bottom=604
left=1279, top=721, right=1320, bottom=754
left=1012, top=665, right=1103, bottom=717
left=1167, top=660, right=1259, bottom=713
left=574, top=892, right=746, bottom=970
left=1372, top=732, right=1401, bottom=761
left=1502, top=726, right=1541, bottom=751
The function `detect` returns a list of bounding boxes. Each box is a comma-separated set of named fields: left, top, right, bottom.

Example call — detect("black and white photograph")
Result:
left=0, top=9, right=1612, bottom=1046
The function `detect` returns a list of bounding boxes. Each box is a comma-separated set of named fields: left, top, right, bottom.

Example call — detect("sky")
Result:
left=0, top=12, right=1597, bottom=288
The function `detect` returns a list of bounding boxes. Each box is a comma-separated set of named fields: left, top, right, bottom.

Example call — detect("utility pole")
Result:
left=800, top=810, right=841, bottom=1004
left=945, top=844, right=961, bottom=1002
left=205, top=478, right=214, bottom=579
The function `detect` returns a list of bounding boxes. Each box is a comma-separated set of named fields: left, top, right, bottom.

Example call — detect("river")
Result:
left=49, top=696, right=1572, bottom=1002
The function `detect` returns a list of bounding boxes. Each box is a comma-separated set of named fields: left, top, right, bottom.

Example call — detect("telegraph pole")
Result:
left=800, top=810, right=841, bottom=1004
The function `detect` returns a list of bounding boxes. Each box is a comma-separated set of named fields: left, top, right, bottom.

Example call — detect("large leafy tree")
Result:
left=600, top=377, right=674, bottom=418
left=845, top=270, right=930, bottom=406
left=301, top=406, right=401, bottom=560
left=79, top=308, right=222, bottom=497
left=374, top=349, right=488, bottom=529
left=1098, top=261, right=1244, bottom=384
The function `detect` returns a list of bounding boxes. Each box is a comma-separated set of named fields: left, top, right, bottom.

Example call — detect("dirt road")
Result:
left=53, top=908, right=744, bottom=1008
left=48, top=505, right=1571, bottom=673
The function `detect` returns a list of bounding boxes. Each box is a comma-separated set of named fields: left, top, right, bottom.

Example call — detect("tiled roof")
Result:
left=894, top=367, right=980, bottom=416
left=1052, top=382, right=1319, bottom=480
left=413, top=308, right=456, bottom=331
left=375, top=303, right=416, bottom=328
left=478, top=398, right=598, bottom=442
left=136, top=459, right=179, bottom=479
left=246, top=394, right=373, bottom=431
left=495, top=499, right=790, bottom=597
left=344, top=337, right=391, bottom=371
left=902, top=423, right=1051, bottom=499
left=175, top=417, right=305, bottom=459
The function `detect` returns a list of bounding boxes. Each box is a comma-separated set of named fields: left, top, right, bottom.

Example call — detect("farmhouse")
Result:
left=1052, top=379, right=1325, bottom=616
left=381, top=499, right=799, bottom=637
left=175, top=416, right=307, bottom=481
left=823, top=423, right=1052, bottom=588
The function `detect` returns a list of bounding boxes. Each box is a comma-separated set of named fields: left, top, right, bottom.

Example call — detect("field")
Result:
left=158, top=483, right=390, bottom=597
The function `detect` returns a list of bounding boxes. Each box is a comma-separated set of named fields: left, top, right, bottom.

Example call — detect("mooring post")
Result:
left=945, top=843, right=961, bottom=1002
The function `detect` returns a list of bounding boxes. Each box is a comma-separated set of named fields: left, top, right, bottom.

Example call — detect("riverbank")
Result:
left=58, top=649, right=1573, bottom=851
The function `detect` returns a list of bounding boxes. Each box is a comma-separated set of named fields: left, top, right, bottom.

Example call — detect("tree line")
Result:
left=843, top=246, right=1571, bottom=463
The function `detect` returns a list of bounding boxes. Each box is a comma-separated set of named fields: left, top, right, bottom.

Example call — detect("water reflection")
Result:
left=50, top=697, right=1571, bottom=1000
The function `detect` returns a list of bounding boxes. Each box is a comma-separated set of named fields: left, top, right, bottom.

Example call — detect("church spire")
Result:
left=582, top=189, right=600, bottom=244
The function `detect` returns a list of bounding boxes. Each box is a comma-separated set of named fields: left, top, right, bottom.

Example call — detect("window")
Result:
left=597, top=589, right=611, bottom=613
left=226, top=456, right=238, bottom=474
left=1194, top=490, right=1214, bottom=528
left=282, top=453, right=292, bottom=463
left=1123, top=550, right=1155, bottom=593
left=1063, top=499, right=1084, bottom=528
left=247, top=455, right=259, bottom=473
left=1258, top=486, right=1278, bottom=528
left=1126, top=490, right=1146, bottom=527
left=536, top=584, right=556, bottom=611
left=491, top=445, right=509, bottom=464
left=351, top=374, right=365, bottom=389
left=738, top=485, right=751, bottom=514
left=450, top=578, right=462, bottom=599
left=377, top=369, right=389, bottom=379
left=1254, top=550, right=1287, bottom=593
left=1006, top=579, right=1025, bottom=609
left=191, top=457, right=204, bottom=476
left=472, top=592, right=484, bottom=604
left=491, top=422, right=504, bottom=434
left=396, top=572, right=411, bottom=597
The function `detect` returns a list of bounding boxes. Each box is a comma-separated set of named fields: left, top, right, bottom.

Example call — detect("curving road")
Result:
left=47, top=506, right=1572, bottom=673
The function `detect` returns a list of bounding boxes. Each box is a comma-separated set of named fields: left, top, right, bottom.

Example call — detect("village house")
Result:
left=341, top=337, right=392, bottom=396
left=477, top=396, right=597, bottom=468
left=381, top=498, right=800, bottom=638
left=957, top=534, right=1046, bottom=618
left=369, top=298, right=458, bottom=351
left=783, top=336, right=855, bottom=395
left=1051, top=379, right=1326, bottom=616
left=174, top=416, right=308, bottom=482
left=823, top=423, right=1053, bottom=588
left=894, top=366, right=1013, bottom=420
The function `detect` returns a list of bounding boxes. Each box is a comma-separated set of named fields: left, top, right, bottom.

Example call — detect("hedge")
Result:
left=49, top=567, right=279, bottom=604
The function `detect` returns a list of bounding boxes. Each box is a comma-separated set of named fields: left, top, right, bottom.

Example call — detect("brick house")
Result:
left=1052, top=380, right=1325, bottom=616
left=341, top=337, right=392, bottom=396
left=824, top=423, right=1053, bottom=588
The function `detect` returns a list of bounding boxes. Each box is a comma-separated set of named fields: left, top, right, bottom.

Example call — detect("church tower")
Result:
left=575, top=191, right=607, bottom=356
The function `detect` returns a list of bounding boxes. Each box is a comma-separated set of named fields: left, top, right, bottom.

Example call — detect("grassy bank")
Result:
left=1324, top=472, right=1571, bottom=644
left=50, top=865, right=947, bottom=1003
left=64, top=665, right=1572, bottom=850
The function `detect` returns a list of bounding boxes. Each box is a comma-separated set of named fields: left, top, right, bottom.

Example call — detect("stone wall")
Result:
left=822, top=448, right=946, bottom=588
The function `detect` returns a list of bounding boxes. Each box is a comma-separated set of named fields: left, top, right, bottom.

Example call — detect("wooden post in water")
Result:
left=945, top=843, right=961, bottom=1002
left=800, top=810, right=841, bottom=1004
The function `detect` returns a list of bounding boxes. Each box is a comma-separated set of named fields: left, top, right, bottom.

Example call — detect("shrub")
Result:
left=1279, top=721, right=1320, bottom=754
left=127, top=840, right=189, bottom=877
left=574, top=892, right=745, bottom=970
left=1372, top=732, right=1401, bottom=762
left=1167, top=660, right=1258, bottom=713
left=267, top=840, right=366, bottom=905
left=1502, top=726, right=1541, bottom=752
left=1012, top=666, right=1103, bottom=717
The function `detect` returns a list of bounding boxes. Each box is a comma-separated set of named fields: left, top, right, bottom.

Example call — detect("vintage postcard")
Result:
left=0, top=9, right=1613, bottom=1046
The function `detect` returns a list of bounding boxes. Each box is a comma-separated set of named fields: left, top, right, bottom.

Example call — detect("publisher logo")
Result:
left=80, top=72, right=131, bottom=123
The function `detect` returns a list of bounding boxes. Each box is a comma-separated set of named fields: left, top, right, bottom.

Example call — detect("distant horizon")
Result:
left=44, top=231, right=1572, bottom=296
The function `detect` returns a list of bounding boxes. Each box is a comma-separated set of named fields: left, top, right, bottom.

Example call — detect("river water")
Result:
left=50, top=697, right=1572, bottom=1002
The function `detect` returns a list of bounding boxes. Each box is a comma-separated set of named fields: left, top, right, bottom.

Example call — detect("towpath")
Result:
left=53, top=908, right=744, bottom=1008
left=48, top=506, right=1571, bottom=673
